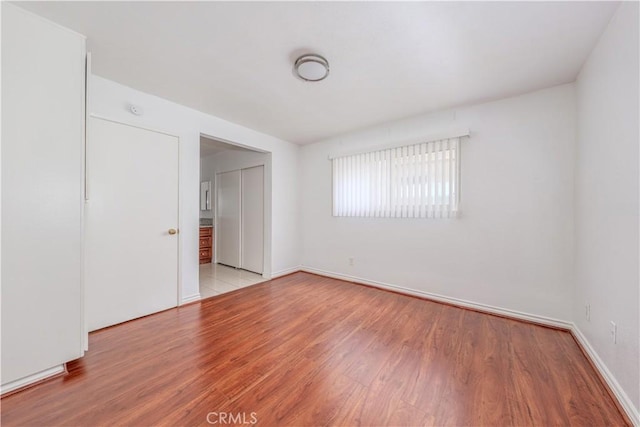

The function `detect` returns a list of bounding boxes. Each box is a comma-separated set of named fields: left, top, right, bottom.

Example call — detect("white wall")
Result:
left=202, top=149, right=270, bottom=181
left=1, top=4, right=85, bottom=387
left=300, top=84, right=576, bottom=322
left=201, top=149, right=271, bottom=273
left=90, top=75, right=300, bottom=300
left=574, top=1, right=639, bottom=417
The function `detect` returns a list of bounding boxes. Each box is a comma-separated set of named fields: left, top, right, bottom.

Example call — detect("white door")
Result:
left=216, top=170, right=241, bottom=268
left=86, top=117, right=179, bottom=332
left=241, top=166, right=264, bottom=274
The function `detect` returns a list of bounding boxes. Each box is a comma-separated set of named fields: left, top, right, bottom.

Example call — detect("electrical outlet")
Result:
left=610, top=321, right=617, bottom=344
left=348, top=257, right=354, bottom=266
left=585, top=304, right=590, bottom=321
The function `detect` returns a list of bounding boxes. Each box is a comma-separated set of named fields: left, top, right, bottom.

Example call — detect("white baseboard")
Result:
left=1, top=365, right=66, bottom=396
left=301, top=266, right=572, bottom=329
left=571, top=325, right=639, bottom=426
left=180, top=293, right=201, bottom=305
left=271, top=266, right=302, bottom=279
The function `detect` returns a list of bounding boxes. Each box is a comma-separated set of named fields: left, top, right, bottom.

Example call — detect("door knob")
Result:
left=168, top=228, right=178, bottom=235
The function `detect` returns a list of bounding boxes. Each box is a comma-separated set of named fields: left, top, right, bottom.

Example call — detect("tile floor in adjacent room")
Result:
left=199, top=263, right=266, bottom=299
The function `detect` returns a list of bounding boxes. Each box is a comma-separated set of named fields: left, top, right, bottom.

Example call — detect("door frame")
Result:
left=200, top=133, right=272, bottom=280
left=87, top=113, right=182, bottom=305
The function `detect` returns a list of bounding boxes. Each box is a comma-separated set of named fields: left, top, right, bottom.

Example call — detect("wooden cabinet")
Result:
left=199, top=227, right=213, bottom=264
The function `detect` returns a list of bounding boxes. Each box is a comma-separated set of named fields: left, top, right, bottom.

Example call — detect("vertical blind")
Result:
left=332, top=137, right=460, bottom=218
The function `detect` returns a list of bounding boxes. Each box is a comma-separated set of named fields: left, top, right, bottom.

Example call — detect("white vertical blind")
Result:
left=332, top=137, right=460, bottom=218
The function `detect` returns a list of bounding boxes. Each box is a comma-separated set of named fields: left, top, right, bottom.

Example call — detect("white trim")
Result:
left=301, top=266, right=572, bottom=329
left=271, top=266, right=302, bottom=279
left=81, top=50, right=90, bottom=353
left=180, top=293, right=201, bottom=305
left=1, top=365, right=66, bottom=396
left=571, top=325, right=640, bottom=426
left=328, top=128, right=470, bottom=160
left=176, top=135, right=182, bottom=308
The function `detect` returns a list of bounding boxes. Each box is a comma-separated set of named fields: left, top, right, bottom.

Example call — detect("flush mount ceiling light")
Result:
left=294, top=54, right=330, bottom=82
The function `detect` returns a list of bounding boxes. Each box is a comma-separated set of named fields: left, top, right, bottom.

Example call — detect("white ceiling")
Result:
left=17, top=1, right=618, bottom=144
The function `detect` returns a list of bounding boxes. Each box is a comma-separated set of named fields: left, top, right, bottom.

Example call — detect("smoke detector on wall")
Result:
left=129, top=104, right=143, bottom=115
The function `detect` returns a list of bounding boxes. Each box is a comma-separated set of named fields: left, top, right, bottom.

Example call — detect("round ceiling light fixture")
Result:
left=294, top=54, right=330, bottom=82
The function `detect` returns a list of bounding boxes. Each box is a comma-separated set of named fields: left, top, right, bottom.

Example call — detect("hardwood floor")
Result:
left=1, top=272, right=629, bottom=426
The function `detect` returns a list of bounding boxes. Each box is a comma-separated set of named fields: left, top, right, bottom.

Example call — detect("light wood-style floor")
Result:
left=1, top=272, right=629, bottom=426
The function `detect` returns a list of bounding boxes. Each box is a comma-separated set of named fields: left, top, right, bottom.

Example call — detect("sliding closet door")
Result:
left=241, top=166, right=264, bottom=274
left=216, top=170, right=241, bottom=268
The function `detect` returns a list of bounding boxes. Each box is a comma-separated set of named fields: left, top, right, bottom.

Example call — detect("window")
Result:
left=332, top=137, right=460, bottom=218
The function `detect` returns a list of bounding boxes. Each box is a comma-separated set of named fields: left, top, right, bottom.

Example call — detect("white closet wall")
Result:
left=1, top=4, right=86, bottom=390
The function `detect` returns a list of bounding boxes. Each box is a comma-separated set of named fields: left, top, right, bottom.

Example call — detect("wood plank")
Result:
left=0, top=272, right=630, bottom=426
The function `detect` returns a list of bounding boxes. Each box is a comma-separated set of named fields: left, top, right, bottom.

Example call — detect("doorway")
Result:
left=199, top=135, right=270, bottom=299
